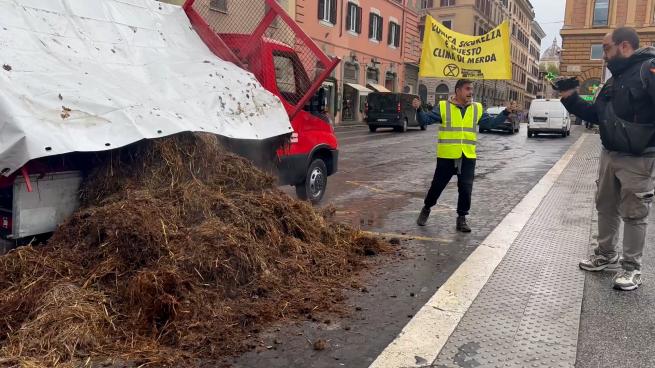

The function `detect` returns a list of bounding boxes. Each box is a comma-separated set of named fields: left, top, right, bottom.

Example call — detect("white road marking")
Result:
left=368, top=133, right=590, bottom=368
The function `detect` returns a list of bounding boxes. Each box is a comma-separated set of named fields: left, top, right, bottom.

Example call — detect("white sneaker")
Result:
left=579, top=254, right=620, bottom=272
left=613, top=270, right=643, bottom=291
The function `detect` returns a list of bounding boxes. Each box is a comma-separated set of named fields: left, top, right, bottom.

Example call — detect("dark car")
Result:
left=478, top=106, right=520, bottom=134
left=365, top=92, right=424, bottom=133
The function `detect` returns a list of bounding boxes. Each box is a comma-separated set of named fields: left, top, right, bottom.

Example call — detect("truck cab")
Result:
left=185, top=0, right=341, bottom=203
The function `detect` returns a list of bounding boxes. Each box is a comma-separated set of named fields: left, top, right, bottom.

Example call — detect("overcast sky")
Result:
left=532, top=0, right=566, bottom=53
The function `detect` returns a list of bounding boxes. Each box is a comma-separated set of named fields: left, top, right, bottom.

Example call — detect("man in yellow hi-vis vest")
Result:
left=412, top=79, right=517, bottom=232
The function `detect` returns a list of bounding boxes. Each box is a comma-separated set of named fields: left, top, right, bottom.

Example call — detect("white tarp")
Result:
left=0, top=0, right=292, bottom=176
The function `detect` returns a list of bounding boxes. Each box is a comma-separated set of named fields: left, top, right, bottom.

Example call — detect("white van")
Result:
left=527, top=99, right=571, bottom=138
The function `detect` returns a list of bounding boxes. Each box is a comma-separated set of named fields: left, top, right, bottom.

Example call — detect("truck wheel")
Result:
left=561, top=130, right=567, bottom=138
left=295, top=159, right=327, bottom=204
left=527, top=130, right=533, bottom=138
left=369, top=126, right=377, bottom=133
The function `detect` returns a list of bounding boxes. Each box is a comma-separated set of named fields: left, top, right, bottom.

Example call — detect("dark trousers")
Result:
left=423, top=157, right=476, bottom=216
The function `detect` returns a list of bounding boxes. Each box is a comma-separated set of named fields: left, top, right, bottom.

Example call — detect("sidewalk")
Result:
left=369, top=133, right=655, bottom=368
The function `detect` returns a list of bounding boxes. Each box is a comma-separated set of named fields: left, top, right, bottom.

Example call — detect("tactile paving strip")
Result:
left=432, top=136, right=600, bottom=368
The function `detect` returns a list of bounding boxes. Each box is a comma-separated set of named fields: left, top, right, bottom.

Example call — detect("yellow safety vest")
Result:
left=437, top=100, right=482, bottom=159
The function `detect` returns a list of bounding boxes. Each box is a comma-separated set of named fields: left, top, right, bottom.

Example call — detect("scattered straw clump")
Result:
left=0, top=133, right=387, bottom=367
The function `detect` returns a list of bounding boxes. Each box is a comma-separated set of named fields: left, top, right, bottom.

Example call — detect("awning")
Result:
left=367, top=84, right=391, bottom=92
left=345, top=83, right=373, bottom=93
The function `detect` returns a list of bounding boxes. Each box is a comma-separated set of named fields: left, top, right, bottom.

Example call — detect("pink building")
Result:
left=296, top=0, right=420, bottom=123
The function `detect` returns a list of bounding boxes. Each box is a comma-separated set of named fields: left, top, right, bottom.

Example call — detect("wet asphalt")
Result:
left=233, top=122, right=584, bottom=368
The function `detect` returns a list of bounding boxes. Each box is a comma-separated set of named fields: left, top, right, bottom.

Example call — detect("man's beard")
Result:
left=607, top=54, right=631, bottom=74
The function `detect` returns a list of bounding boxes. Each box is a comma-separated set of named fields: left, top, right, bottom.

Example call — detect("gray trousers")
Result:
left=596, top=149, right=655, bottom=271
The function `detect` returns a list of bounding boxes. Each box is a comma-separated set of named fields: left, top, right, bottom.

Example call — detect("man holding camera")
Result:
left=558, top=27, right=655, bottom=291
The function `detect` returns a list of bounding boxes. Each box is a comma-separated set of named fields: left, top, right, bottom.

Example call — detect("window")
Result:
left=385, top=72, right=396, bottom=91
left=436, top=84, right=449, bottom=101
left=346, top=2, right=362, bottom=33
left=420, top=0, right=434, bottom=9
left=419, top=24, right=425, bottom=40
left=441, top=0, right=456, bottom=6
left=344, top=62, right=359, bottom=81
left=366, top=68, right=379, bottom=83
left=318, top=0, right=337, bottom=25
left=209, top=0, right=228, bottom=13
left=442, top=20, right=453, bottom=29
left=388, top=22, right=401, bottom=47
left=593, top=0, right=609, bottom=26
left=369, top=13, right=383, bottom=42
left=591, top=44, right=603, bottom=60
left=274, top=55, right=297, bottom=94
left=419, top=84, right=428, bottom=103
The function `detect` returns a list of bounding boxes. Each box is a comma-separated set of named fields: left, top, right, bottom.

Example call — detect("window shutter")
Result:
left=377, top=16, right=383, bottom=41
left=369, top=15, right=374, bottom=39
left=428, top=0, right=434, bottom=7
left=395, top=24, right=401, bottom=47
left=346, top=4, right=352, bottom=30
left=318, top=0, right=325, bottom=20
left=329, top=0, right=337, bottom=24
left=388, top=21, right=393, bottom=45
left=356, top=6, right=362, bottom=33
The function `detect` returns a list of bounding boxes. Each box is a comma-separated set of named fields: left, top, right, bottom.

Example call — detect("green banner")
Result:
left=580, top=95, right=594, bottom=101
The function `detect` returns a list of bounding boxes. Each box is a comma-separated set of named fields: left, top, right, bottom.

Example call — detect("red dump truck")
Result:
left=184, top=0, right=340, bottom=203
left=0, top=0, right=339, bottom=245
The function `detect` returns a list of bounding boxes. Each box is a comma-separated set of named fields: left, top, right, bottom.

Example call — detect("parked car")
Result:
left=366, top=92, right=423, bottom=133
left=527, top=99, right=571, bottom=138
left=479, top=106, right=520, bottom=134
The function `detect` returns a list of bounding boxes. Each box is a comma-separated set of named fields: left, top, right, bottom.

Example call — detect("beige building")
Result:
left=561, top=0, right=655, bottom=99
left=528, top=21, right=546, bottom=101
left=507, top=0, right=539, bottom=110
left=418, top=0, right=542, bottom=110
left=539, top=38, right=562, bottom=98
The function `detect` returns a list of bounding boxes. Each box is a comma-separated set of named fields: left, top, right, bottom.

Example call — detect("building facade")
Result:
left=528, top=21, right=546, bottom=100
left=296, top=0, right=421, bottom=123
left=417, top=0, right=542, bottom=111
left=561, top=0, right=655, bottom=99
left=507, top=0, right=539, bottom=110
left=539, top=38, right=562, bottom=98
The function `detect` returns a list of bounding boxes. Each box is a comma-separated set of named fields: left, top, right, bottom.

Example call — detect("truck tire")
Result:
left=295, top=159, right=327, bottom=204
left=369, top=126, right=377, bottom=133
left=527, top=130, right=533, bottom=138
left=561, top=130, right=567, bottom=138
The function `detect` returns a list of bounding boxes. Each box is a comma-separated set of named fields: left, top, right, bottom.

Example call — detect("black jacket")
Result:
left=561, top=47, right=655, bottom=154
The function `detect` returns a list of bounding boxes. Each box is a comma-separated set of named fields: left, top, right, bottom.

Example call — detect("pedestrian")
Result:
left=412, top=79, right=516, bottom=232
left=558, top=27, right=655, bottom=291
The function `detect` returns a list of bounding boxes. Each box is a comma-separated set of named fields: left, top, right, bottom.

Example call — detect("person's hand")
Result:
left=412, top=97, right=422, bottom=110
left=505, top=100, right=517, bottom=113
left=552, top=77, right=580, bottom=99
